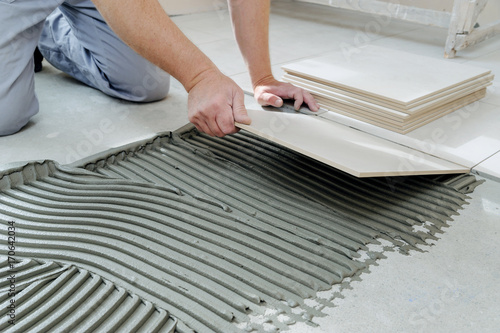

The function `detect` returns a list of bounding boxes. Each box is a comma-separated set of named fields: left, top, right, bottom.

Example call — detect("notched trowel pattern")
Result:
left=0, top=258, right=176, bottom=332
left=0, top=128, right=482, bottom=332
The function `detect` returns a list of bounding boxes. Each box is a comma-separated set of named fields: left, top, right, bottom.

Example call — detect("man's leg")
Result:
left=0, top=0, right=63, bottom=136
left=38, top=0, right=170, bottom=103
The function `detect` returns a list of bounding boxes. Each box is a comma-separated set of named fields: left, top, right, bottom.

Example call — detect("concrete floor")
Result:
left=292, top=177, right=500, bottom=333
left=0, top=1, right=499, bottom=332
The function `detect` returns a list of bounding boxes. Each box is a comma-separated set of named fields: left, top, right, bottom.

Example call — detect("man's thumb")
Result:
left=233, top=93, right=251, bottom=125
left=258, top=93, right=283, bottom=108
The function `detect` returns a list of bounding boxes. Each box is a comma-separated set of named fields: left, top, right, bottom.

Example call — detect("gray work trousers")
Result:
left=0, top=0, right=170, bottom=136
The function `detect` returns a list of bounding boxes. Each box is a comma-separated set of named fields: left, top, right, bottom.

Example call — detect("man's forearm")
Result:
left=228, top=0, right=273, bottom=89
left=229, top=0, right=319, bottom=111
left=91, top=0, right=218, bottom=92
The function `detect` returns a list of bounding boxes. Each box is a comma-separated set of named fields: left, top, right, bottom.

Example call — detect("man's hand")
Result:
left=91, top=0, right=251, bottom=137
left=188, top=69, right=251, bottom=137
left=253, top=75, right=320, bottom=111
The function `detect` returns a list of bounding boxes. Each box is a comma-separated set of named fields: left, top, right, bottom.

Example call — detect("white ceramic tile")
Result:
left=171, top=10, right=235, bottom=40
left=462, top=49, right=500, bottom=76
left=179, top=27, right=226, bottom=45
left=399, top=101, right=500, bottom=166
left=230, top=70, right=253, bottom=94
left=266, top=9, right=380, bottom=65
left=282, top=45, right=492, bottom=105
left=462, top=48, right=500, bottom=107
left=163, top=2, right=225, bottom=17
left=474, top=151, right=500, bottom=182
left=482, top=81, right=500, bottom=107
left=319, top=101, right=500, bottom=168
left=236, top=109, right=468, bottom=177
left=169, top=11, right=220, bottom=24
left=268, top=26, right=346, bottom=65
left=266, top=2, right=423, bottom=64
left=196, top=38, right=247, bottom=76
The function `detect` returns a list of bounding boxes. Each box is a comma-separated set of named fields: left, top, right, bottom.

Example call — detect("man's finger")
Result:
left=302, top=91, right=319, bottom=112
left=206, top=115, right=226, bottom=137
left=216, top=107, right=238, bottom=135
left=194, top=121, right=217, bottom=137
left=292, top=91, right=304, bottom=110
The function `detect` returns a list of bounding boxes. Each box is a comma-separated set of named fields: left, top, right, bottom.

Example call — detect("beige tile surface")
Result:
left=317, top=88, right=487, bottom=133
left=236, top=109, right=468, bottom=177
left=282, top=45, right=491, bottom=106
left=314, top=87, right=488, bottom=124
left=284, top=73, right=493, bottom=116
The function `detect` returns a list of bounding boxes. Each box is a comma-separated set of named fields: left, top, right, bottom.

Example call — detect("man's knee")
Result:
left=127, top=68, right=171, bottom=102
left=0, top=102, right=38, bottom=136
left=113, top=63, right=171, bottom=103
left=0, top=72, right=38, bottom=136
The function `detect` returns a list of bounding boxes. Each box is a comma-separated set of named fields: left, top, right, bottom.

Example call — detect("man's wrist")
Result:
left=252, top=73, right=275, bottom=91
left=184, top=66, right=221, bottom=93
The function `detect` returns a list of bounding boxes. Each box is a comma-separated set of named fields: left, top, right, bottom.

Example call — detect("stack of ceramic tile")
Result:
left=282, top=46, right=494, bottom=133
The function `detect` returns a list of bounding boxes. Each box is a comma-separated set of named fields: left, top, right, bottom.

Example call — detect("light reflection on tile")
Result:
left=237, top=109, right=468, bottom=177
left=474, top=151, right=500, bottom=182
left=318, top=101, right=500, bottom=169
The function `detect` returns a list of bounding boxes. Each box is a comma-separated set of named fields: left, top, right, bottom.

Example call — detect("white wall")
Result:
left=478, top=0, right=500, bottom=26
left=295, top=0, right=454, bottom=11
left=295, top=0, right=499, bottom=26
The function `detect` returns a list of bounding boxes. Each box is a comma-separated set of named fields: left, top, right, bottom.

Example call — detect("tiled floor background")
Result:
left=0, top=1, right=499, bottom=332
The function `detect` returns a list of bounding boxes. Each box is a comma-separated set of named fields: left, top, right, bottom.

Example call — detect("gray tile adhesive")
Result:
left=0, top=126, right=484, bottom=332
left=0, top=258, right=176, bottom=332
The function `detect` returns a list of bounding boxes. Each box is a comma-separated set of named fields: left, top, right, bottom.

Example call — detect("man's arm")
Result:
left=91, top=0, right=250, bottom=137
left=228, top=0, right=319, bottom=111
